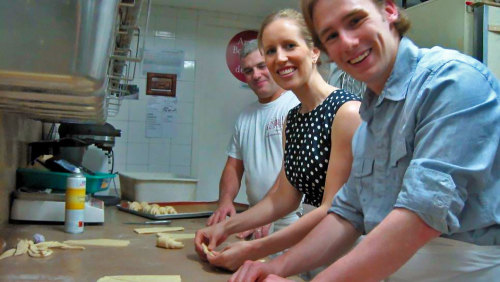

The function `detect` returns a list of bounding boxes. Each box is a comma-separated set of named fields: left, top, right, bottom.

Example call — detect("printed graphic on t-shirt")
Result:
left=265, top=116, right=285, bottom=137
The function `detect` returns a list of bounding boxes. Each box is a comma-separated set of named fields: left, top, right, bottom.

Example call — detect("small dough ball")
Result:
left=151, top=204, right=160, bottom=209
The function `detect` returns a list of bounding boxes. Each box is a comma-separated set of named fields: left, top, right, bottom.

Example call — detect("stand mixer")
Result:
left=10, top=122, right=121, bottom=224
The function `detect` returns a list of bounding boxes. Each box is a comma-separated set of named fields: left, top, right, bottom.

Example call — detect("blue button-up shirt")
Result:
left=329, top=37, right=500, bottom=246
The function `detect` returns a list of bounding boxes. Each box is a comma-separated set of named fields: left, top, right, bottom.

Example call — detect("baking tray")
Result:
left=116, top=201, right=248, bottom=220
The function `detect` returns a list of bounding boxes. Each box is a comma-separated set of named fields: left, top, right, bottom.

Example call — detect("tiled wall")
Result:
left=0, top=113, right=42, bottom=224
left=107, top=4, right=265, bottom=203
left=107, top=6, right=198, bottom=179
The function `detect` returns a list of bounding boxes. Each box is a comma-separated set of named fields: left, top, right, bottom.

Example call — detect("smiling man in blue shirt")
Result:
left=228, top=0, right=500, bottom=281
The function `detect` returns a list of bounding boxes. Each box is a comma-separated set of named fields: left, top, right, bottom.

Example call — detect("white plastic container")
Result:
left=119, top=172, right=198, bottom=202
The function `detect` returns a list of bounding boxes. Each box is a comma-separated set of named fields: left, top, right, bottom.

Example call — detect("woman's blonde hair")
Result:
left=257, top=9, right=315, bottom=51
left=300, top=0, right=411, bottom=52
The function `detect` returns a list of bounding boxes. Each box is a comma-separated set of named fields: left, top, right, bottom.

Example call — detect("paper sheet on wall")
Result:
left=146, top=96, right=177, bottom=138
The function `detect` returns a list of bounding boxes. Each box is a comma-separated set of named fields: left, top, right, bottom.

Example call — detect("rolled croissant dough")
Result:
left=157, top=236, right=184, bottom=249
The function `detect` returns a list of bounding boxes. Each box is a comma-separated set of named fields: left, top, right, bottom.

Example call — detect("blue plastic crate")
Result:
left=17, top=168, right=116, bottom=194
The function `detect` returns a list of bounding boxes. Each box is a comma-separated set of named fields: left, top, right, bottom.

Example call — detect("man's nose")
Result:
left=340, top=31, right=359, bottom=51
left=252, top=69, right=262, bottom=80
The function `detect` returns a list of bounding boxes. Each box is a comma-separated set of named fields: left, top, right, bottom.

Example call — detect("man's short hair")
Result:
left=240, top=39, right=259, bottom=60
left=301, top=0, right=411, bottom=53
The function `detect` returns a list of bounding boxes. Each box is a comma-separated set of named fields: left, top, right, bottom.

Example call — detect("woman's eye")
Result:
left=265, top=48, right=276, bottom=55
left=285, top=43, right=295, bottom=49
left=325, top=32, right=338, bottom=42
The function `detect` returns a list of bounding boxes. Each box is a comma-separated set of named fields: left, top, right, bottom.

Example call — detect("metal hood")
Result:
left=0, top=0, right=144, bottom=124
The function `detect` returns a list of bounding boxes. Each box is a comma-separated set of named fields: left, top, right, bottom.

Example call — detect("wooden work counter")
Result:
left=0, top=206, right=304, bottom=281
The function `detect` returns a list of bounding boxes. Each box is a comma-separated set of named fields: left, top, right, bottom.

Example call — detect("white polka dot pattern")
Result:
left=284, top=90, right=360, bottom=207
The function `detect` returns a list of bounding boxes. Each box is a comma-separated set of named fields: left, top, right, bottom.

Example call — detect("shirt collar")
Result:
left=360, top=37, right=419, bottom=121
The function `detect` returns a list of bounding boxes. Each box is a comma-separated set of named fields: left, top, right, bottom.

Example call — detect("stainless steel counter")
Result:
left=0, top=206, right=304, bottom=281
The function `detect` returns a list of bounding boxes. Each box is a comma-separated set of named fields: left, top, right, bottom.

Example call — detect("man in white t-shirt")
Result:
left=206, top=40, right=300, bottom=239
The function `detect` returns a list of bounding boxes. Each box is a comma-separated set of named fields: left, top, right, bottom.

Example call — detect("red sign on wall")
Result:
left=225, top=30, right=258, bottom=83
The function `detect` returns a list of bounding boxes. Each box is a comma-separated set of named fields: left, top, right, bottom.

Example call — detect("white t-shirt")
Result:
left=226, top=90, right=299, bottom=206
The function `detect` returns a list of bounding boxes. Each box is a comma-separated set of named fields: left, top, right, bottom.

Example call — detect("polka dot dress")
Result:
left=284, top=90, right=360, bottom=207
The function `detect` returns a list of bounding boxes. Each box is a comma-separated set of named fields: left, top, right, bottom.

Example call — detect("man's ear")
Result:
left=384, top=0, right=399, bottom=24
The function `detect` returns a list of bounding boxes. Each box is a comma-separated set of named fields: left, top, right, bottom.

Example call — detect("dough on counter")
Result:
left=156, top=233, right=195, bottom=240
left=63, top=239, right=130, bottom=247
left=134, top=227, right=184, bottom=234
left=0, top=239, right=84, bottom=260
left=36, top=241, right=85, bottom=250
left=0, top=248, right=16, bottom=260
left=27, top=242, right=53, bottom=258
left=156, top=235, right=184, bottom=249
left=97, top=275, right=181, bottom=282
left=14, top=239, right=31, bottom=256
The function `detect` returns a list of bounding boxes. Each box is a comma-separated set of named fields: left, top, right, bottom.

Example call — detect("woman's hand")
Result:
left=207, top=240, right=258, bottom=271
left=236, top=223, right=272, bottom=239
left=194, top=222, right=228, bottom=261
left=263, top=274, right=293, bottom=282
left=228, top=260, right=278, bottom=282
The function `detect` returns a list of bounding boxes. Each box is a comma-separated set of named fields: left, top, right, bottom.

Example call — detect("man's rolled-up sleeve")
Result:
left=394, top=60, right=499, bottom=234
left=329, top=183, right=365, bottom=234
left=395, top=163, right=463, bottom=234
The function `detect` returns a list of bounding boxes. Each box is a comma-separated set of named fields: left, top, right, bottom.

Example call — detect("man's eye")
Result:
left=243, top=69, right=252, bottom=75
left=350, top=17, right=362, bottom=26
left=257, top=64, right=267, bottom=69
left=285, top=43, right=296, bottom=49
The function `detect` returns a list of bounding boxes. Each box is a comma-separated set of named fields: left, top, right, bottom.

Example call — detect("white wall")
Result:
left=193, top=11, right=263, bottom=203
left=107, top=5, right=264, bottom=203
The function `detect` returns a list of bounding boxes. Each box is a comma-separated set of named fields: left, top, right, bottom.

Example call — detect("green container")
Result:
left=17, top=168, right=117, bottom=194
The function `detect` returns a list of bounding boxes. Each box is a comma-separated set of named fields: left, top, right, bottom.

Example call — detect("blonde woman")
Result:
left=194, top=9, right=361, bottom=272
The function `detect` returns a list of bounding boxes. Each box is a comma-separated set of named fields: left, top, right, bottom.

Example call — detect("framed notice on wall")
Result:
left=146, top=72, right=177, bottom=97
